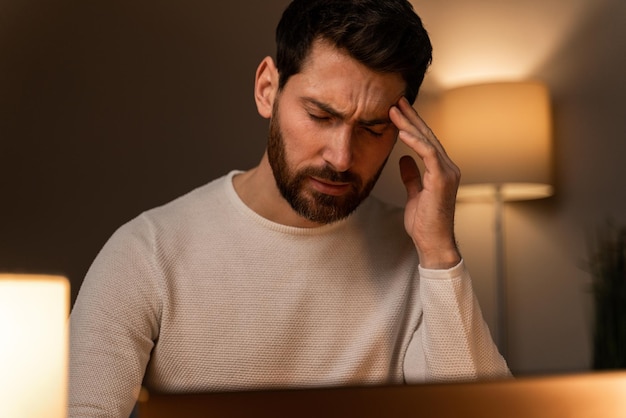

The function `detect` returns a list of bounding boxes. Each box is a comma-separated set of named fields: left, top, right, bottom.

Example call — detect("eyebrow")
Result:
left=302, top=97, right=392, bottom=127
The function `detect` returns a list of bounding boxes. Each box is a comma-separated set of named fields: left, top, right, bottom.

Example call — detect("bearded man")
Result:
left=69, top=1, right=510, bottom=417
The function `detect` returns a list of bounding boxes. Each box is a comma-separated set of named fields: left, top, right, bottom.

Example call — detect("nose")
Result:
left=322, top=125, right=354, bottom=172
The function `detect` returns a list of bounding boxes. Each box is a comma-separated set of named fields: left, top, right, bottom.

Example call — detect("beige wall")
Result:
left=2, top=0, right=625, bottom=376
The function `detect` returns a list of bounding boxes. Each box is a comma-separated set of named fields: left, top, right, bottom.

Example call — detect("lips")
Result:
left=308, top=176, right=352, bottom=196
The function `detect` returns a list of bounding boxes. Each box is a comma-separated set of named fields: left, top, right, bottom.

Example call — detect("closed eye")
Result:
left=308, top=113, right=331, bottom=122
left=359, top=125, right=386, bottom=138
left=309, top=114, right=385, bottom=137
left=364, top=127, right=383, bottom=137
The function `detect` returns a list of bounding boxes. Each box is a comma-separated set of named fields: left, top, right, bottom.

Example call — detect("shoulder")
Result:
left=97, top=173, right=233, bottom=259
left=145, top=173, right=232, bottom=222
left=126, top=172, right=234, bottom=233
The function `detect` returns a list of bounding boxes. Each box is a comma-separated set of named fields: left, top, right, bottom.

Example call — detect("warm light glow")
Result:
left=438, top=81, right=553, bottom=201
left=411, top=0, right=596, bottom=91
left=0, top=274, right=69, bottom=418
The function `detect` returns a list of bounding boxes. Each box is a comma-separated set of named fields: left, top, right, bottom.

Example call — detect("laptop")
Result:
left=138, top=371, right=626, bottom=418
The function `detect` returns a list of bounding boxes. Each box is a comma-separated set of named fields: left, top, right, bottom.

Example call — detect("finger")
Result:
left=389, top=105, right=439, bottom=159
left=399, top=155, right=422, bottom=199
left=390, top=100, right=459, bottom=176
left=395, top=97, right=433, bottom=138
left=391, top=98, right=451, bottom=160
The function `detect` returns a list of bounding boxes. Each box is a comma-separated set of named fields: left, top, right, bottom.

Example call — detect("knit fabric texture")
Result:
left=69, top=171, right=509, bottom=418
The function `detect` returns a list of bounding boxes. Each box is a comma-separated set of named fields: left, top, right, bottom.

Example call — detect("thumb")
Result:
left=399, top=155, right=422, bottom=199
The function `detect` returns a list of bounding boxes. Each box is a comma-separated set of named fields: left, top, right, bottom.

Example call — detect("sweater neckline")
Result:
left=223, top=170, right=358, bottom=236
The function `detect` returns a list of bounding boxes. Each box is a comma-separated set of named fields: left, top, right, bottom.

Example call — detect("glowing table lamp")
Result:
left=0, top=274, right=70, bottom=418
left=439, top=81, right=553, bottom=356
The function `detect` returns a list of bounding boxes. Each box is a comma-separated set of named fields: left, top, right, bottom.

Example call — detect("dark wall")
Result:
left=0, top=1, right=291, bottom=303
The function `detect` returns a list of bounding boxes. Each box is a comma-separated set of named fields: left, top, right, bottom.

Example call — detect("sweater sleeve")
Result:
left=69, top=215, right=163, bottom=418
left=404, top=260, right=511, bottom=383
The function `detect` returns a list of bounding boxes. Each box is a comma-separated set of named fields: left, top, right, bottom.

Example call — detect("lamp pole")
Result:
left=494, top=185, right=508, bottom=358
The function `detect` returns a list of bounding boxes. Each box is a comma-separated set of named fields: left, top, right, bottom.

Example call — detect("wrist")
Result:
left=417, top=246, right=461, bottom=270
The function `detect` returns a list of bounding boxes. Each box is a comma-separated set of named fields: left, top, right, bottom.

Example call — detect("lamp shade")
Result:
left=439, top=82, right=553, bottom=201
left=0, top=274, right=69, bottom=418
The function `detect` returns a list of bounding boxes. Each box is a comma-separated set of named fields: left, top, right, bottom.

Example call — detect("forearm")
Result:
left=417, top=260, right=510, bottom=382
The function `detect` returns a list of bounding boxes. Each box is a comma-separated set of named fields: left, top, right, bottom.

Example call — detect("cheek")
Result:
left=278, top=116, right=325, bottom=167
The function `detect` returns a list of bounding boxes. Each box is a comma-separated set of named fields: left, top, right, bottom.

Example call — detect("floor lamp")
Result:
left=438, top=82, right=554, bottom=358
left=0, top=274, right=70, bottom=418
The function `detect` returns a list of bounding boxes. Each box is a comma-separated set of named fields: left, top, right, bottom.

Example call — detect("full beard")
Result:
left=267, top=101, right=386, bottom=225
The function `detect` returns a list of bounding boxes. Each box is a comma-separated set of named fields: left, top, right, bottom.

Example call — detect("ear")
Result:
left=254, top=56, right=280, bottom=119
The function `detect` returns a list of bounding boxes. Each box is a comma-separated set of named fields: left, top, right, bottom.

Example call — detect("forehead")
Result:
left=284, top=40, right=406, bottom=118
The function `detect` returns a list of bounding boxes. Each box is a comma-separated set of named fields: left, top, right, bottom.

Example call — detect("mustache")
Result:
left=300, top=165, right=362, bottom=187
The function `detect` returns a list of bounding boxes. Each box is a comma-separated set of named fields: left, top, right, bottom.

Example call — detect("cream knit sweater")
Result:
left=69, top=171, right=509, bottom=418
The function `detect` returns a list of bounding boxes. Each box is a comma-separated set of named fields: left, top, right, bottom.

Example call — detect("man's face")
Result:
left=267, top=40, right=406, bottom=224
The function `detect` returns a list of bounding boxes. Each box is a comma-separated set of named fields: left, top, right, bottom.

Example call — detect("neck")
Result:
left=233, top=153, right=323, bottom=228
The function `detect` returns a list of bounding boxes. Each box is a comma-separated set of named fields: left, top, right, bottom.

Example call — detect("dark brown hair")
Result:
left=275, top=0, right=432, bottom=104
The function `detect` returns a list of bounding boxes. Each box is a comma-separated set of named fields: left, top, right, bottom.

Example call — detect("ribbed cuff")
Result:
left=418, top=259, right=465, bottom=280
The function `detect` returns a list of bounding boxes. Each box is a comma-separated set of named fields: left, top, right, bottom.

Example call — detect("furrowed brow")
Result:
left=302, top=97, right=391, bottom=127
left=302, top=98, right=344, bottom=119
